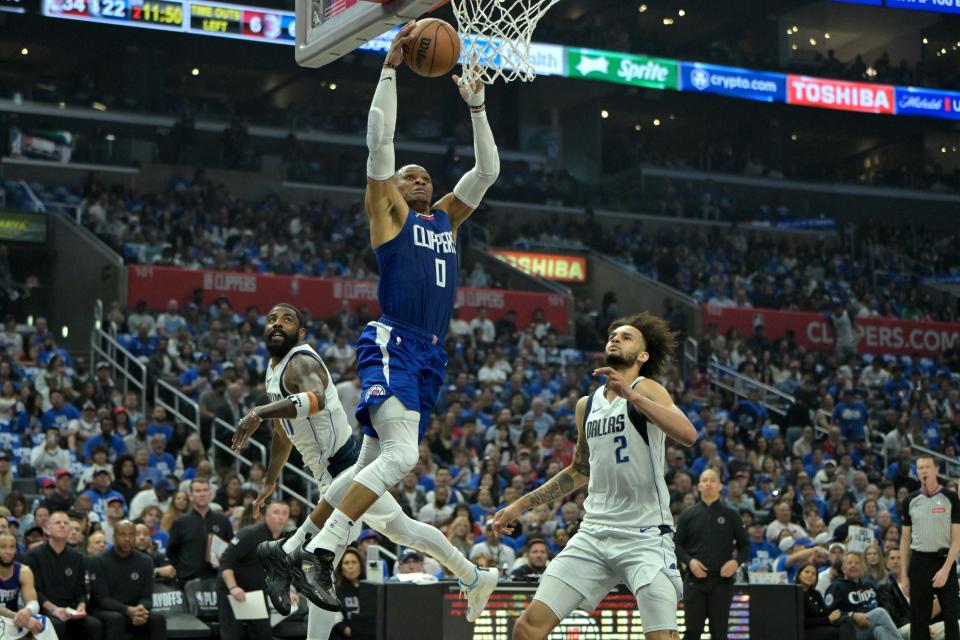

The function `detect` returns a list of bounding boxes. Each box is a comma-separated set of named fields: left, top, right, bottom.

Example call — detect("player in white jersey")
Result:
left=493, top=312, right=698, bottom=640
left=232, top=303, right=496, bottom=638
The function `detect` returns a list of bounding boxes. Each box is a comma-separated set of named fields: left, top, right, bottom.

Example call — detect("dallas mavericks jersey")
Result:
left=265, top=344, right=353, bottom=482
left=374, top=208, right=458, bottom=339
left=0, top=563, right=20, bottom=611
left=580, top=377, right=672, bottom=534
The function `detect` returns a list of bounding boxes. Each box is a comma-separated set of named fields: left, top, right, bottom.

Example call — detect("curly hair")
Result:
left=607, top=311, right=678, bottom=380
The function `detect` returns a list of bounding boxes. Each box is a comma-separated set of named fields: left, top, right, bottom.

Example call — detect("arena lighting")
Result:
left=638, top=4, right=647, bottom=12
left=105, top=134, right=116, bottom=141
left=329, top=83, right=337, bottom=89
left=809, top=37, right=817, bottom=45
left=791, top=133, right=798, bottom=141
left=923, top=37, right=929, bottom=44
left=20, top=47, right=28, bottom=55
left=653, top=117, right=661, bottom=125
left=941, top=146, right=947, bottom=153
left=662, top=17, right=673, bottom=24
left=634, top=124, right=642, bottom=131
left=61, top=326, right=68, bottom=339
left=677, top=8, right=685, bottom=16
left=191, top=67, right=200, bottom=75
left=92, top=102, right=107, bottom=111
left=824, top=32, right=831, bottom=39
left=786, top=28, right=792, bottom=35
left=600, top=109, right=609, bottom=118
left=791, top=43, right=798, bottom=50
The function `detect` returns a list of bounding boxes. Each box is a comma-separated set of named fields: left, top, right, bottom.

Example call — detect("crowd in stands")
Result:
left=23, top=168, right=942, bottom=328
left=495, top=213, right=960, bottom=323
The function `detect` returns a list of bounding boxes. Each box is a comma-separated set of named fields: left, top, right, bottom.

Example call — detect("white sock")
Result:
left=305, top=508, right=353, bottom=555
left=282, top=517, right=320, bottom=555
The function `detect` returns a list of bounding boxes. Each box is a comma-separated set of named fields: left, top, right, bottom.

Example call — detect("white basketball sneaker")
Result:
left=458, top=566, right=499, bottom=623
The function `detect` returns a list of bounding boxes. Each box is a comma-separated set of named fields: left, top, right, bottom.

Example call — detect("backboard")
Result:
left=295, top=0, right=441, bottom=68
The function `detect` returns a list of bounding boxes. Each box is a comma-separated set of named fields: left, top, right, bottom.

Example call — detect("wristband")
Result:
left=287, top=391, right=321, bottom=418
left=26, top=601, right=39, bottom=615
left=247, top=409, right=262, bottom=425
left=383, top=61, right=399, bottom=70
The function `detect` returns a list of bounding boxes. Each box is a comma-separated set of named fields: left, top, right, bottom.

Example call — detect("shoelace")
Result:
left=458, top=568, right=481, bottom=600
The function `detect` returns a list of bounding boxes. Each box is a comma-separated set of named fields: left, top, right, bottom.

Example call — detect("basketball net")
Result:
left=449, top=0, right=562, bottom=84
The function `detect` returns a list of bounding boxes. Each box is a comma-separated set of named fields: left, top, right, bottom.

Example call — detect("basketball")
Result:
left=402, top=18, right=462, bottom=78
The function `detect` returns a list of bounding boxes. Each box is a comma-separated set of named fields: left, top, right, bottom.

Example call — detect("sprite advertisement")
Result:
left=566, top=47, right=679, bottom=90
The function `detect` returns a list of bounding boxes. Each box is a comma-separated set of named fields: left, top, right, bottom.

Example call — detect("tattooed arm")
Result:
left=491, top=396, right=590, bottom=534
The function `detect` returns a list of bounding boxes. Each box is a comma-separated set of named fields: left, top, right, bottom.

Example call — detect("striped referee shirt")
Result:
left=901, top=487, right=960, bottom=553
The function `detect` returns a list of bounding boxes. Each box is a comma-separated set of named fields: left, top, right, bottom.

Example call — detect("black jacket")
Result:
left=803, top=587, right=834, bottom=629
left=166, top=508, right=233, bottom=582
left=877, top=573, right=909, bottom=627
left=218, top=522, right=275, bottom=592
left=24, top=542, right=87, bottom=609
left=675, top=499, right=751, bottom=578
left=90, top=548, right=155, bottom=611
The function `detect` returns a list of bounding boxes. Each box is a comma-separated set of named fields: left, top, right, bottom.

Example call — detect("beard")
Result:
left=265, top=329, right=298, bottom=357
left=605, top=351, right=637, bottom=367
left=0, top=558, right=13, bottom=568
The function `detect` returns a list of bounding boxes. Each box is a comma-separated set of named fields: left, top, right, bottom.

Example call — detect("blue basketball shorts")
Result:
left=354, top=315, right=447, bottom=441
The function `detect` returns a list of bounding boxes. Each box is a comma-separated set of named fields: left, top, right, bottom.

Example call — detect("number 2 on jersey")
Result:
left=435, top=258, right=446, bottom=288
left=614, top=435, right=630, bottom=463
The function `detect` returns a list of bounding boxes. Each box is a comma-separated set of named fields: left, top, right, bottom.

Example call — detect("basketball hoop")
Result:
left=449, top=0, right=562, bottom=84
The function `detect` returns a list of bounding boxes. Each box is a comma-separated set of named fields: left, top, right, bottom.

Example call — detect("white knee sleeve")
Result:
left=634, top=571, right=681, bottom=633
left=355, top=434, right=381, bottom=473
left=353, top=397, right=420, bottom=496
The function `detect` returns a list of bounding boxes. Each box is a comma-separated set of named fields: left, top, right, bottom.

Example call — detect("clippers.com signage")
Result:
left=703, top=305, right=960, bottom=357
left=787, top=76, right=895, bottom=114
left=127, top=266, right=569, bottom=332
left=487, top=250, right=587, bottom=283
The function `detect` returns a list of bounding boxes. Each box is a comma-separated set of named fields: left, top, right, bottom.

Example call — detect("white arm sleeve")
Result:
left=453, top=109, right=501, bottom=210
left=366, top=67, right=398, bottom=181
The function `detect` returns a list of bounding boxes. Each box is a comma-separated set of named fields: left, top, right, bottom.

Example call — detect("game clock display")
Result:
left=43, top=0, right=294, bottom=41
left=44, top=0, right=183, bottom=27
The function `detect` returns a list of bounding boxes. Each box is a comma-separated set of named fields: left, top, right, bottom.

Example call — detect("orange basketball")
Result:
left=402, top=18, right=461, bottom=78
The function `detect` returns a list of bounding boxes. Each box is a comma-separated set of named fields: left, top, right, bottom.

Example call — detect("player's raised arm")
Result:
left=491, top=396, right=590, bottom=534
left=231, top=355, right=329, bottom=452
left=365, top=22, right=418, bottom=234
left=433, top=70, right=500, bottom=231
left=595, top=367, right=697, bottom=447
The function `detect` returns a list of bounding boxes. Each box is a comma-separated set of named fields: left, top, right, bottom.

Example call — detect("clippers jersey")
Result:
left=374, top=208, right=458, bottom=339
left=0, top=562, right=19, bottom=611
left=265, top=344, right=353, bottom=482
left=580, top=377, right=672, bottom=535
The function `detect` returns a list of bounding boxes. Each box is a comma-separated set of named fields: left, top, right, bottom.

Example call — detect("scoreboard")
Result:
left=43, top=0, right=297, bottom=44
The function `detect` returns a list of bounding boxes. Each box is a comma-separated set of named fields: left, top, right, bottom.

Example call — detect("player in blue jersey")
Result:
left=0, top=533, right=54, bottom=640
left=233, top=22, right=501, bottom=613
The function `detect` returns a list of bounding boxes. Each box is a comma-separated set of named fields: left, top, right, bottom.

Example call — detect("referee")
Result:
left=675, top=469, right=751, bottom=640
left=899, top=455, right=960, bottom=640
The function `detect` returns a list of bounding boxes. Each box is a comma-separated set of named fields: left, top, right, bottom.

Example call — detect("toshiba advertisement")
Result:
left=786, top=76, right=895, bottom=114
left=487, top=250, right=587, bottom=283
